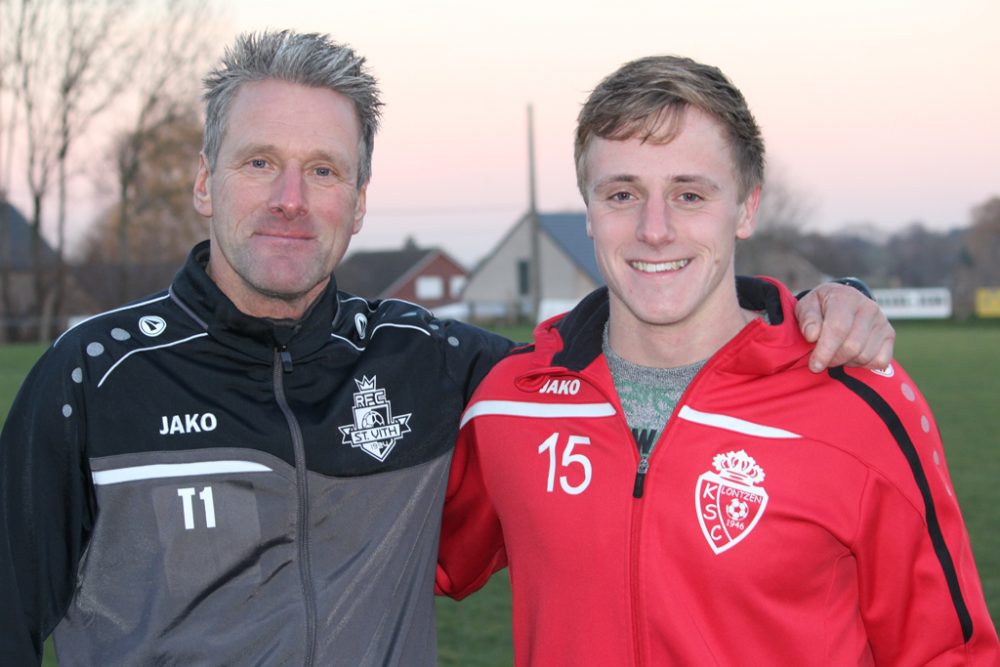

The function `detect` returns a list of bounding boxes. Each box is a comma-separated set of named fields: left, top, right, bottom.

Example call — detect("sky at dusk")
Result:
left=221, top=0, right=999, bottom=265
left=10, top=0, right=993, bottom=267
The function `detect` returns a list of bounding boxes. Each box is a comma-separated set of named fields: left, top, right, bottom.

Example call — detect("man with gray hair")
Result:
left=1, top=32, right=894, bottom=665
left=0, top=30, right=510, bottom=666
left=438, top=55, right=999, bottom=664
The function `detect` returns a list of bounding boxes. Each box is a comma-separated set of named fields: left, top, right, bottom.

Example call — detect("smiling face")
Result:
left=193, top=78, right=367, bottom=320
left=583, top=106, right=759, bottom=366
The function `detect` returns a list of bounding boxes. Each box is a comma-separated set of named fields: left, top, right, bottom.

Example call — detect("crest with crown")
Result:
left=355, top=376, right=377, bottom=392
left=712, top=450, right=765, bottom=486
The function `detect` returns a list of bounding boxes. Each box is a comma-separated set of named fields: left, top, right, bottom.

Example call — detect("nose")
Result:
left=636, top=197, right=675, bottom=245
left=268, top=167, right=309, bottom=219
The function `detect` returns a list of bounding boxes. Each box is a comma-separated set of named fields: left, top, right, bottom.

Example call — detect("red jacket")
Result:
left=437, top=278, right=999, bottom=666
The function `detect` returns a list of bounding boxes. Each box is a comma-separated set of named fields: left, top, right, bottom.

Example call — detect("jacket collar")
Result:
left=545, top=276, right=795, bottom=374
left=169, top=240, right=341, bottom=360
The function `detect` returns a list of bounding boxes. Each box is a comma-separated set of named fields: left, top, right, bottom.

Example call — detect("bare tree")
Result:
left=79, top=109, right=207, bottom=310
left=0, top=0, right=18, bottom=197
left=954, top=196, right=1000, bottom=318
left=1, top=0, right=19, bottom=338
left=8, top=0, right=60, bottom=339
left=5, top=0, right=140, bottom=339
left=736, top=167, right=823, bottom=291
left=51, top=0, right=141, bottom=335
left=753, top=165, right=816, bottom=243
left=884, top=222, right=962, bottom=288
left=111, top=0, right=218, bottom=302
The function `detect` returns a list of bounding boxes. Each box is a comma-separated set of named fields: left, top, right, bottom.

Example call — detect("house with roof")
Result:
left=461, top=211, right=601, bottom=323
left=334, top=238, right=468, bottom=310
left=0, top=201, right=62, bottom=340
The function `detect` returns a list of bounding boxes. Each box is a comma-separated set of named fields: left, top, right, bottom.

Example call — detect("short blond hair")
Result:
left=575, top=55, right=764, bottom=201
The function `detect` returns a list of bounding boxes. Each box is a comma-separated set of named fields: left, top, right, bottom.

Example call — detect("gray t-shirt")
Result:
left=602, top=322, right=705, bottom=455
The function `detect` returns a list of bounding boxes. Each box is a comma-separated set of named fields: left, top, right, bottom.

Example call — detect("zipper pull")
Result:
left=633, top=454, right=650, bottom=498
left=279, top=347, right=293, bottom=373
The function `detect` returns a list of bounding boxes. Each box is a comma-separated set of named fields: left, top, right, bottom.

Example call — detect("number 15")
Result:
left=538, top=433, right=592, bottom=495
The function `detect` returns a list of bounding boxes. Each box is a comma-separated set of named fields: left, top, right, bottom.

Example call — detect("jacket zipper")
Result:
left=629, top=493, right=646, bottom=667
left=632, top=433, right=656, bottom=499
left=273, top=346, right=316, bottom=666
left=629, top=428, right=656, bottom=666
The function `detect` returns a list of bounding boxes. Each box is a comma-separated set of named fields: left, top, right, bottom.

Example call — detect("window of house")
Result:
left=416, top=275, right=444, bottom=300
left=449, top=276, right=466, bottom=298
left=517, top=260, right=530, bottom=296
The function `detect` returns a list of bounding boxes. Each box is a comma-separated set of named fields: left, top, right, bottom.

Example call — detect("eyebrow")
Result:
left=672, top=174, right=722, bottom=191
left=234, top=143, right=346, bottom=166
left=591, top=173, right=722, bottom=191
left=591, top=174, right=639, bottom=190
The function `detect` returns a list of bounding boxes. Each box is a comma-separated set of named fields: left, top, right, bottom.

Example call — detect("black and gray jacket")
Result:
left=0, top=241, right=512, bottom=666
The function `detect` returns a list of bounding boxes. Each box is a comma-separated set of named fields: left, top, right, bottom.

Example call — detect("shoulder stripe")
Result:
left=93, top=460, right=272, bottom=485
left=98, top=333, right=210, bottom=387
left=461, top=399, right=615, bottom=429
left=54, top=293, right=171, bottom=347
left=381, top=297, right=431, bottom=313
left=678, top=405, right=802, bottom=439
left=330, top=322, right=433, bottom=351
left=828, top=366, right=973, bottom=642
left=371, top=322, right=432, bottom=337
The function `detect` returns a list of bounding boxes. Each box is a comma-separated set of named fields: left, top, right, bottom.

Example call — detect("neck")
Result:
left=606, top=296, right=757, bottom=368
left=206, top=262, right=327, bottom=321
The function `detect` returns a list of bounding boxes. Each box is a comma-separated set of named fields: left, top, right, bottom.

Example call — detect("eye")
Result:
left=679, top=192, right=703, bottom=204
left=610, top=191, right=635, bottom=202
left=249, top=158, right=268, bottom=169
left=314, top=166, right=333, bottom=177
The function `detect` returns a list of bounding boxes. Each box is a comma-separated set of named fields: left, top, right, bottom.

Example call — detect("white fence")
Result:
left=872, top=288, right=952, bottom=319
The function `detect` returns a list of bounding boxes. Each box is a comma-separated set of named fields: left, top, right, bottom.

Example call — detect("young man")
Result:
left=0, top=32, right=894, bottom=665
left=437, top=55, right=999, bottom=664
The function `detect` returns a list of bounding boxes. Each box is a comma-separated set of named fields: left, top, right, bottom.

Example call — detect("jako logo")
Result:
left=539, top=378, right=581, bottom=396
left=139, top=316, right=167, bottom=337
left=159, top=413, right=218, bottom=435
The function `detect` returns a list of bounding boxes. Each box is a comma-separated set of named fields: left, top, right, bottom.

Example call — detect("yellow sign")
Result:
left=975, top=288, right=1000, bottom=318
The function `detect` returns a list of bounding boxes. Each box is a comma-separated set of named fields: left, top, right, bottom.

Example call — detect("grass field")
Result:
left=1, top=320, right=997, bottom=665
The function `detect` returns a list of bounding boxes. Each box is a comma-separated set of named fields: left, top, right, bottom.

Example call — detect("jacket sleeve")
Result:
left=0, top=344, right=95, bottom=665
left=852, top=427, right=1000, bottom=663
left=437, top=319, right=517, bottom=405
left=435, top=416, right=508, bottom=599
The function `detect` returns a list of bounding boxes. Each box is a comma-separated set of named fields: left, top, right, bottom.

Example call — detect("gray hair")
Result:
left=575, top=55, right=765, bottom=202
left=202, top=30, right=382, bottom=187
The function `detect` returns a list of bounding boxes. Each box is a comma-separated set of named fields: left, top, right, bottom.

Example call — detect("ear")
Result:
left=193, top=153, right=213, bottom=218
left=585, top=210, right=594, bottom=239
left=351, top=180, right=368, bottom=235
left=736, top=186, right=761, bottom=240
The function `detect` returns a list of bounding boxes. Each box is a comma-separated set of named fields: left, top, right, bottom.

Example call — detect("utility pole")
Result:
left=527, top=104, right=541, bottom=323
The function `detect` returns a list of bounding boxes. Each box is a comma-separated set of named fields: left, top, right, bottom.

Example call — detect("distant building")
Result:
left=0, top=201, right=61, bottom=340
left=872, top=287, right=952, bottom=319
left=335, top=238, right=468, bottom=310
left=733, top=237, right=827, bottom=295
left=461, top=211, right=601, bottom=323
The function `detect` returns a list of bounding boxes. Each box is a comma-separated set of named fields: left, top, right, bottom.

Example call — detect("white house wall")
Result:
left=462, top=216, right=599, bottom=320
left=539, top=235, right=597, bottom=301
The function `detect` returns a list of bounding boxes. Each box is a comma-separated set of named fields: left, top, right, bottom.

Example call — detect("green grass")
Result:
left=3, top=321, right=997, bottom=665
left=891, top=321, right=1000, bottom=624
left=436, top=572, right=514, bottom=666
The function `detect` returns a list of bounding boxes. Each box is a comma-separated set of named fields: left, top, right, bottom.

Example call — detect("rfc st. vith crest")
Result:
left=339, top=376, right=412, bottom=462
left=695, top=450, right=768, bottom=554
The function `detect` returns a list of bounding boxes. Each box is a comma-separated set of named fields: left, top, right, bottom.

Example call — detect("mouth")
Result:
left=630, top=258, right=690, bottom=274
left=253, top=230, right=315, bottom=242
